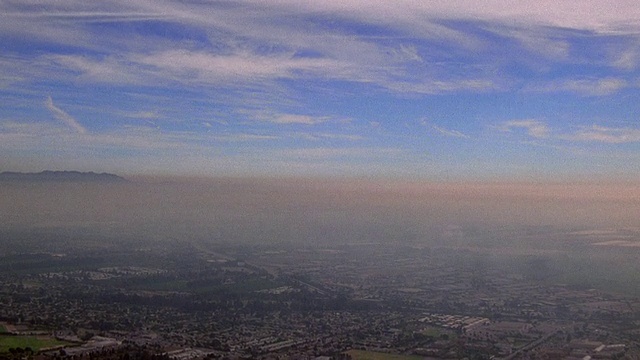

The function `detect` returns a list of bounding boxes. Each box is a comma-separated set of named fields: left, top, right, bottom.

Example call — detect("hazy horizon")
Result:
left=2, top=177, right=639, bottom=250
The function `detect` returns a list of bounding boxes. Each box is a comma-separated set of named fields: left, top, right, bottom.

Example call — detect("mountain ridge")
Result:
left=0, top=170, right=127, bottom=183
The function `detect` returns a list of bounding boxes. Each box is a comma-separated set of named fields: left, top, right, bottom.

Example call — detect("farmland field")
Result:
left=0, top=335, right=68, bottom=353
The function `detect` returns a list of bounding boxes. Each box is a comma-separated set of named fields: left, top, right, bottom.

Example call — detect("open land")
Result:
left=0, top=335, right=68, bottom=352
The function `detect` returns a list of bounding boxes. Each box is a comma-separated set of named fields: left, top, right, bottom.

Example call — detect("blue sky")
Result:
left=1, top=0, right=640, bottom=180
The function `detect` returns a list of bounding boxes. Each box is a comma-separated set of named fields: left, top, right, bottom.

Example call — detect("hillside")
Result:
left=0, top=171, right=127, bottom=183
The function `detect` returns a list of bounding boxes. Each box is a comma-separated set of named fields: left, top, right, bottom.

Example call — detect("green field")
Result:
left=345, top=350, right=423, bottom=360
left=0, top=325, right=7, bottom=334
left=0, top=335, right=68, bottom=353
left=419, top=327, right=441, bottom=338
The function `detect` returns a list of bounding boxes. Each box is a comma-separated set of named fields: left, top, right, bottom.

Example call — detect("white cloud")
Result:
left=498, top=120, right=549, bottom=138
left=271, top=114, right=329, bottom=125
left=280, top=147, right=403, bottom=159
left=385, top=79, right=499, bottom=94
left=0, top=118, right=280, bottom=157
left=48, top=54, right=145, bottom=84
left=258, top=0, right=640, bottom=34
left=612, top=47, right=639, bottom=70
left=120, top=111, right=161, bottom=119
left=10, top=11, right=168, bottom=23
left=129, top=47, right=493, bottom=94
left=565, top=125, right=640, bottom=144
left=135, top=49, right=347, bottom=83
left=0, top=1, right=523, bottom=94
left=44, top=96, right=87, bottom=134
left=244, top=110, right=348, bottom=125
left=565, top=78, right=625, bottom=96
left=290, top=132, right=363, bottom=141
left=211, top=133, right=279, bottom=141
left=497, top=121, right=640, bottom=144
left=432, top=125, right=470, bottom=139
left=527, top=77, right=628, bottom=96
left=492, top=27, right=570, bottom=61
left=394, top=45, right=423, bottom=63
left=8, top=1, right=640, bottom=48
left=315, top=133, right=363, bottom=141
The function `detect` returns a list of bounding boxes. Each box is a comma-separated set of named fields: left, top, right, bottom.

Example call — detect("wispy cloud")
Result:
left=0, top=119, right=279, bottom=155
left=1, top=3, right=501, bottom=94
left=48, top=54, right=145, bottom=84
left=384, top=79, right=499, bottom=94
left=3, top=1, right=640, bottom=178
left=432, top=125, right=470, bottom=139
left=134, top=49, right=348, bottom=83
left=127, top=47, right=494, bottom=94
left=291, top=132, right=364, bottom=141
left=120, top=111, right=162, bottom=119
left=44, top=96, right=87, bottom=134
left=279, top=147, right=403, bottom=160
left=492, top=27, right=570, bottom=61
left=264, top=1, right=640, bottom=34
left=245, top=110, right=347, bottom=125
left=270, top=114, right=329, bottom=125
left=498, top=121, right=640, bottom=145
left=9, top=0, right=636, bottom=99
left=497, top=120, right=550, bottom=139
left=565, top=125, right=640, bottom=144
left=528, top=78, right=627, bottom=96
left=612, top=47, right=639, bottom=70
left=202, top=120, right=229, bottom=127
left=212, top=133, right=280, bottom=142
left=10, top=11, right=168, bottom=23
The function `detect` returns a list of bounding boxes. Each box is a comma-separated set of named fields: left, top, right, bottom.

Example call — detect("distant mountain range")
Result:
left=0, top=171, right=127, bottom=183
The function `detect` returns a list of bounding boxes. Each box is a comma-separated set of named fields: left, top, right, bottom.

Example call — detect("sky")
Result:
left=2, top=1, right=640, bottom=180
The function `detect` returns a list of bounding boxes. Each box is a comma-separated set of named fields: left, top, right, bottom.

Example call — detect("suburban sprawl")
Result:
left=1, top=229, right=640, bottom=360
